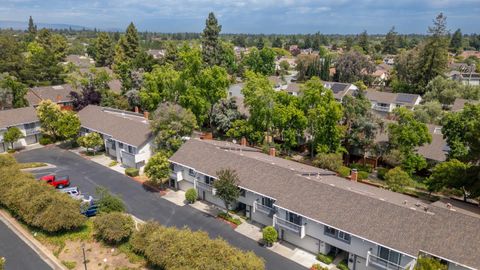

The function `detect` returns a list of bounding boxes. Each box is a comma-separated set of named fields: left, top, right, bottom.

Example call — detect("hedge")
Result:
left=93, top=212, right=134, bottom=244
left=337, top=260, right=349, bottom=270
left=39, top=136, right=53, bottom=145
left=337, top=166, right=351, bottom=178
left=185, top=188, right=197, bottom=204
left=218, top=212, right=242, bottom=225
left=358, top=171, right=369, bottom=180
left=0, top=155, right=86, bottom=232
left=125, top=168, right=139, bottom=177
left=262, top=226, right=278, bottom=246
left=317, top=253, right=334, bottom=264
left=131, top=221, right=265, bottom=270
left=377, top=167, right=388, bottom=180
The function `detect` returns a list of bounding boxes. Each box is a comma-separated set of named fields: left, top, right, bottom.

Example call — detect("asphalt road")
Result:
left=16, top=147, right=307, bottom=270
left=0, top=219, right=52, bottom=270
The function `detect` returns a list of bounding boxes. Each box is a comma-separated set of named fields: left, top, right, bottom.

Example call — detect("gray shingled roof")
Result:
left=451, top=98, right=480, bottom=112
left=77, top=105, right=152, bottom=147
left=26, top=84, right=76, bottom=106
left=170, top=139, right=480, bottom=269
left=366, top=90, right=420, bottom=105
left=0, top=107, right=39, bottom=129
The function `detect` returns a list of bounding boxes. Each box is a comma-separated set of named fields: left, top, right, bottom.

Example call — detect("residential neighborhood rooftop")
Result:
left=26, top=84, right=76, bottom=107
left=365, top=90, right=420, bottom=106
left=77, top=105, right=152, bottom=147
left=0, top=107, right=38, bottom=129
left=170, top=138, right=480, bottom=269
left=451, top=98, right=480, bottom=112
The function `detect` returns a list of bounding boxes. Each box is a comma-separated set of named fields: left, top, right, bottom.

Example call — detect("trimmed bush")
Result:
left=95, top=187, right=126, bottom=213
left=377, top=167, right=388, bottom=180
left=358, top=171, right=369, bottom=180
left=185, top=188, right=197, bottom=204
left=125, top=168, right=139, bottom=177
left=337, top=166, right=351, bottom=178
left=0, top=156, right=86, bottom=232
left=218, top=212, right=242, bottom=225
left=93, top=212, right=134, bottom=244
left=39, top=136, right=53, bottom=145
left=262, top=226, right=278, bottom=246
left=313, top=153, right=343, bottom=171
left=130, top=222, right=265, bottom=270
left=349, top=163, right=373, bottom=173
left=317, top=253, right=334, bottom=264
left=311, top=264, right=328, bottom=270
left=337, top=260, right=349, bottom=270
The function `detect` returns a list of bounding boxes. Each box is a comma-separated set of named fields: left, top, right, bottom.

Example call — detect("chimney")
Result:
left=134, top=106, right=139, bottom=113
left=144, top=111, right=149, bottom=119
left=240, top=137, right=247, bottom=146
left=269, top=147, right=276, bottom=157
left=56, top=94, right=62, bottom=102
left=350, top=168, right=358, bottom=182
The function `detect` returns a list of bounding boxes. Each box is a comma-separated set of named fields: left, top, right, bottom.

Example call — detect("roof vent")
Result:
left=403, top=200, right=408, bottom=205
left=52, top=85, right=64, bottom=90
left=415, top=202, right=421, bottom=207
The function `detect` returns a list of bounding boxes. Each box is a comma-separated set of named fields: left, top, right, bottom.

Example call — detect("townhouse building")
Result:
left=169, top=139, right=479, bottom=270
left=0, top=107, right=41, bottom=153
left=26, top=84, right=76, bottom=110
left=78, top=105, right=153, bottom=169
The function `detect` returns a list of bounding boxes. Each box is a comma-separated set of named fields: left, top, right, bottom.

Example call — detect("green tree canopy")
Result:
left=202, top=12, right=222, bottom=67
left=385, top=167, right=413, bottom=192
left=144, top=151, right=171, bottom=186
left=3, top=126, right=24, bottom=149
left=77, top=132, right=103, bottom=154
left=243, top=47, right=276, bottom=76
left=214, top=168, right=240, bottom=215
left=0, top=74, right=28, bottom=109
left=93, top=32, right=114, bottom=67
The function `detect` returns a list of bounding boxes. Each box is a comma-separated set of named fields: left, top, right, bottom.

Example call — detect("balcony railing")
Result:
left=274, top=215, right=305, bottom=238
left=367, top=251, right=408, bottom=270
left=196, top=181, right=213, bottom=192
left=253, top=201, right=275, bottom=216
left=373, top=105, right=391, bottom=112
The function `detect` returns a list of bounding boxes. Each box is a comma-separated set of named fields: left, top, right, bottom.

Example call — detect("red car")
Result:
left=39, top=175, right=70, bottom=189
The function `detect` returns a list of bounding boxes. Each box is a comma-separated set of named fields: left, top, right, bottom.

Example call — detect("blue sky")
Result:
left=1, top=0, right=479, bottom=34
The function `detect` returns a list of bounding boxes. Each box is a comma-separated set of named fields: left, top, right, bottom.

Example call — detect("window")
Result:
left=205, top=176, right=215, bottom=185
left=378, top=246, right=401, bottom=266
left=188, top=169, right=195, bottom=176
left=286, top=212, right=302, bottom=225
left=118, top=142, right=124, bottom=149
left=324, top=226, right=336, bottom=236
left=338, top=231, right=351, bottom=242
left=262, top=197, right=274, bottom=208
left=24, top=123, right=35, bottom=129
left=127, top=145, right=135, bottom=154
left=239, top=189, right=246, bottom=197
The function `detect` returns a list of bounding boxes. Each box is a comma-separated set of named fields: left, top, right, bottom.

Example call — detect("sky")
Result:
left=1, top=0, right=479, bottom=34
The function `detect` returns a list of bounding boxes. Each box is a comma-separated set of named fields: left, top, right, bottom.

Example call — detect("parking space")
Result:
left=16, top=147, right=307, bottom=270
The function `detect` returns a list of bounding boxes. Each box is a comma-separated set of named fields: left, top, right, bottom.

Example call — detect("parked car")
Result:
left=59, top=187, right=80, bottom=197
left=39, top=175, right=70, bottom=189
left=81, top=201, right=98, bottom=217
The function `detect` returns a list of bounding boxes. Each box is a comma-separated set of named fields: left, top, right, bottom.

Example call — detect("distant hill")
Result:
left=0, top=20, right=89, bottom=30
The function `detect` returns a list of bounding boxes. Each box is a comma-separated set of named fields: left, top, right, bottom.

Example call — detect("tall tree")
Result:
left=0, top=75, right=28, bottom=109
left=383, top=27, right=397, bottom=54
left=124, top=22, right=140, bottom=60
left=36, top=100, right=63, bottom=140
left=213, top=168, right=240, bottom=215
left=202, top=12, right=222, bottom=67
left=0, top=34, right=24, bottom=78
left=211, top=98, right=244, bottom=136
left=427, top=159, right=473, bottom=201
left=417, top=13, right=449, bottom=87
left=94, top=32, right=114, bottom=67
left=450, top=28, right=463, bottom=53
left=144, top=152, right=171, bottom=187
left=272, top=92, right=307, bottom=152
left=243, top=47, right=276, bottom=76
left=140, top=64, right=182, bottom=111
left=300, top=77, right=343, bottom=157
left=334, top=50, right=374, bottom=83
left=28, top=16, right=37, bottom=36
left=357, top=30, right=369, bottom=53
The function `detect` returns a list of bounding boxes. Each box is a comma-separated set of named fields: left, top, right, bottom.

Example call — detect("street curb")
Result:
left=0, top=210, right=67, bottom=270
left=20, top=163, right=57, bottom=172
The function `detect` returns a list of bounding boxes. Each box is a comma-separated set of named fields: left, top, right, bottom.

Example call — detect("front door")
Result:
left=169, top=178, right=176, bottom=189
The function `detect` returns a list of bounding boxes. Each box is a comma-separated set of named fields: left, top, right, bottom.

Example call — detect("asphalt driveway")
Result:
left=16, top=146, right=307, bottom=270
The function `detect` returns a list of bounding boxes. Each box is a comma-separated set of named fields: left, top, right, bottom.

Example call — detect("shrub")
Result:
left=0, top=257, right=5, bottom=270
left=262, top=226, right=278, bottom=246
left=62, top=260, right=77, bottom=270
left=125, top=168, right=139, bottom=177
left=377, top=167, right=388, bottom=180
left=385, top=167, right=413, bottom=192
left=317, top=253, right=334, bottom=264
left=93, top=212, right=134, bottom=244
left=349, top=163, right=373, bottom=173
left=185, top=188, right=197, bottom=204
left=218, top=212, right=242, bottom=225
left=0, top=158, right=86, bottom=232
left=108, top=161, right=118, bottom=167
left=95, top=187, right=126, bottom=213
left=337, top=260, right=349, bottom=270
left=129, top=222, right=160, bottom=255
left=337, top=166, right=351, bottom=178
left=313, top=153, right=343, bottom=171
left=7, top=149, right=16, bottom=153
left=139, top=225, right=264, bottom=270
left=311, top=264, right=328, bottom=270
left=39, top=136, right=53, bottom=145
left=358, top=171, right=369, bottom=180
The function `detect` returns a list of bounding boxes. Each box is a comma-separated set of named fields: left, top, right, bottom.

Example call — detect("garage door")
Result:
left=178, top=180, right=194, bottom=191
left=281, top=229, right=319, bottom=254
left=25, top=135, right=37, bottom=145
left=355, top=255, right=367, bottom=270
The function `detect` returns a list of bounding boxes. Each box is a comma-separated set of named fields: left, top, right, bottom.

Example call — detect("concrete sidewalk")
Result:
left=0, top=210, right=66, bottom=270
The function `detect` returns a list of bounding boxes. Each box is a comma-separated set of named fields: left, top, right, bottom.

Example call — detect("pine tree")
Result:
left=358, top=30, right=369, bottom=53
left=383, top=27, right=397, bottom=54
left=28, top=16, right=37, bottom=36
left=94, top=32, right=114, bottom=66
left=124, top=22, right=140, bottom=59
left=450, top=28, right=463, bottom=53
left=202, top=12, right=222, bottom=67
